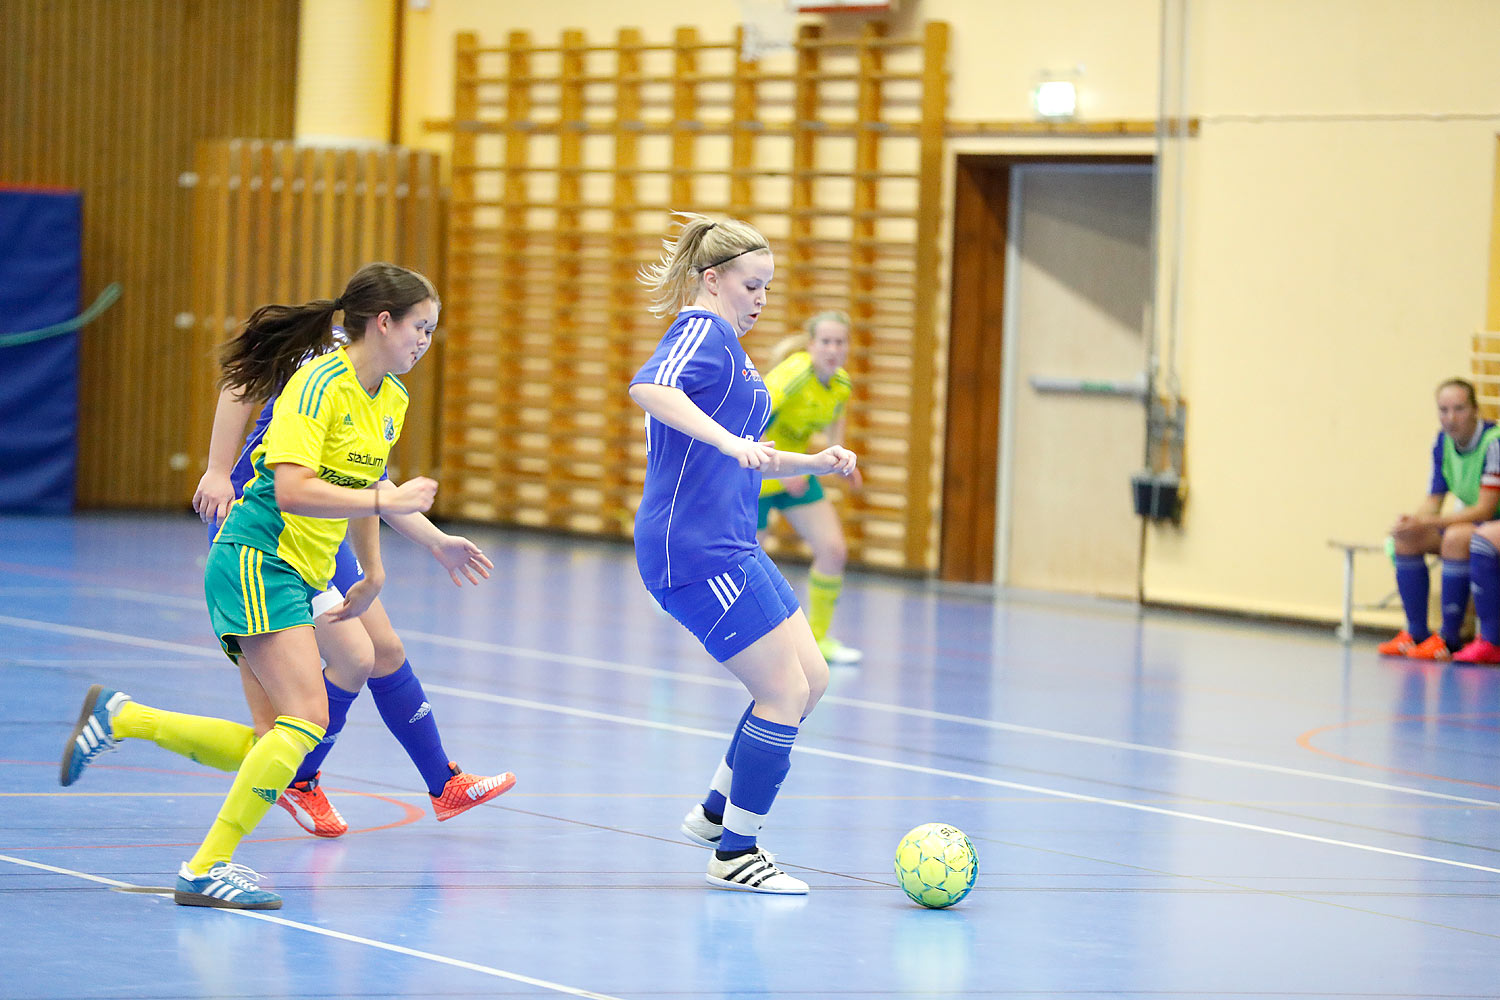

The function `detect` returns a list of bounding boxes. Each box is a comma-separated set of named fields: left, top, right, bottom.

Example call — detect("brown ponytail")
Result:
left=217, top=262, right=438, bottom=401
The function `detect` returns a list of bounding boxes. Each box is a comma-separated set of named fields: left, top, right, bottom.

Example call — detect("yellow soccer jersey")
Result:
left=759, top=350, right=852, bottom=498
left=214, top=347, right=408, bottom=589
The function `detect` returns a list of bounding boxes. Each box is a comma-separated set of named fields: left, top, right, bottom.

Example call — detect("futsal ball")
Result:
left=893, top=823, right=978, bottom=908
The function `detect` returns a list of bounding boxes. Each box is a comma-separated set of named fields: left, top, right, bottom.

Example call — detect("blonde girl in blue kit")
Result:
left=630, top=214, right=857, bottom=894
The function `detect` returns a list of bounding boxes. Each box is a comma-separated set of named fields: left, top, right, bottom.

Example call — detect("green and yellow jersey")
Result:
left=213, top=347, right=408, bottom=590
left=759, top=350, right=852, bottom=498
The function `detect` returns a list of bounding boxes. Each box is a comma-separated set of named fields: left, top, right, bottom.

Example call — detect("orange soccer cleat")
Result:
left=1376, top=630, right=1419, bottom=656
left=1405, top=634, right=1451, bottom=661
left=431, top=762, right=516, bottom=821
left=278, top=772, right=348, bottom=838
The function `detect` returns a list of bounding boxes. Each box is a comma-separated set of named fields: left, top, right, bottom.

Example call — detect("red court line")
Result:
left=0, top=759, right=426, bottom=849
left=1297, top=713, right=1500, bottom=793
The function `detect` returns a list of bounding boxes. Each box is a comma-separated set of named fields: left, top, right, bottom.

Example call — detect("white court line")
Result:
left=0, top=853, right=625, bottom=1000
left=0, top=614, right=220, bottom=658
left=425, top=684, right=1500, bottom=877
left=400, top=629, right=1500, bottom=809
left=7, top=612, right=1500, bottom=874
left=8, top=596, right=1498, bottom=809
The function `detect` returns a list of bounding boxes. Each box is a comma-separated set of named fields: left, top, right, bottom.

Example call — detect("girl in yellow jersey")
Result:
left=758, top=311, right=864, bottom=665
left=59, top=263, right=444, bottom=910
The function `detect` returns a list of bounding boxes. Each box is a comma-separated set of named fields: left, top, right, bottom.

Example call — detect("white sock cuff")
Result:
left=722, top=801, right=768, bottom=837
left=710, top=759, right=733, bottom=797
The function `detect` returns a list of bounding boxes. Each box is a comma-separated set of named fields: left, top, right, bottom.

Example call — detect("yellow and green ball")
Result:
left=894, top=822, right=978, bottom=908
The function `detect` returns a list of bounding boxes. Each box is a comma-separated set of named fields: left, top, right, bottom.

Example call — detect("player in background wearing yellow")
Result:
left=757, top=311, right=863, bottom=665
left=59, top=263, right=463, bottom=910
left=191, top=327, right=511, bottom=839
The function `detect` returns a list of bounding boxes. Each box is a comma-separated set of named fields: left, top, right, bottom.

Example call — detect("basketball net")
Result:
left=739, top=0, right=797, bottom=62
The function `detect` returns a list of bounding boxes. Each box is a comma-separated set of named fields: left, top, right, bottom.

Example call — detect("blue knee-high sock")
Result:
left=1394, top=554, right=1432, bottom=641
left=1471, top=535, right=1500, bottom=644
left=1441, top=558, right=1471, bottom=649
left=718, top=715, right=798, bottom=856
left=291, top=676, right=359, bottom=785
left=367, top=661, right=451, bottom=796
left=702, top=702, right=755, bottom=820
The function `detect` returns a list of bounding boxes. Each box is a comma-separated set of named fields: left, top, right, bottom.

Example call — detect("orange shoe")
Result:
left=431, top=762, right=516, bottom=821
left=278, top=772, right=348, bottom=838
left=1376, top=630, right=1419, bottom=656
left=1406, top=634, right=1451, bottom=661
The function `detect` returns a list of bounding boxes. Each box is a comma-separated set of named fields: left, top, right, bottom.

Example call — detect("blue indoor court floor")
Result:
left=3, top=511, right=1499, bottom=999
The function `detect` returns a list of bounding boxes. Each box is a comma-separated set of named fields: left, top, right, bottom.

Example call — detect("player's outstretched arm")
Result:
left=769, top=444, right=857, bottom=478
left=382, top=508, right=494, bottom=587
left=629, top=382, right=777, bottom=469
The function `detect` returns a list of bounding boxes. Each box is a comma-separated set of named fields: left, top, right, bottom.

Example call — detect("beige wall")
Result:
left=1146, top=1, right=1500, bottom=624
left=296, top=0, right=396, bottom=143
left=331, top=0, right=1500, bottom=625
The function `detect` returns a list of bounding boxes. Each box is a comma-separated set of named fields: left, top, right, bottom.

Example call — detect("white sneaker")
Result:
left=706, top=848, right=808, bottom=894
left=681, top=803, right=723, bottom=848
left=817, top=636, right=863, bottom=665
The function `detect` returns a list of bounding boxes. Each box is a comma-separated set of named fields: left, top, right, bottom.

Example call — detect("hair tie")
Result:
left=333, top=296, right=345, bottom=311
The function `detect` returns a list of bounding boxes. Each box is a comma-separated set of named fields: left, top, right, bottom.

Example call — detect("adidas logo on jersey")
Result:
left=342, top=414, right=354, bottom=425
left=409, top=702, right=432, bottom=724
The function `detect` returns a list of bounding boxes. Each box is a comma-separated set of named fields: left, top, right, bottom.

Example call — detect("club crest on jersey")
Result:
left=383, top=415, right=395, bottom=441
left=741, top=366, right=763, bottom=383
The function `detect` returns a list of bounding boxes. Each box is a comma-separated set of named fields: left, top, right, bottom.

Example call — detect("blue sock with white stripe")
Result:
left=717, top=714, right=798, bottom=856
left=1394, top=554, right=1431, bottom=641
left=291, top=676, right=358, bottom=784
left=368, top=661, right=451, bottom=796
left=702, top=702, right=755, bottom=822
left=1441, top=558, right=1470, bottom=649
left=1471, top=534, right=1500, bottom=644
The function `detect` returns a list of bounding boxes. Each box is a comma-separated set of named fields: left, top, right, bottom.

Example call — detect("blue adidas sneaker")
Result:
left=174, top=862, right=282, bottom=910
left=60, top=685, right=131, bottom=787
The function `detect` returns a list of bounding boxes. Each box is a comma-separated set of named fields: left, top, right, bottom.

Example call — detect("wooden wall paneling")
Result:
left=845, top=22, right=886, bottom=560
left=671, top=28, right=700, bottom=210
left=608, top=28, right=646, bottom=535
left=788, top=24, right=822, bottom=326
left=729, top=27, right=758, bottom=218
left=183, top=141, right=443, bottom=485
left=0, top=0, right=308, bottom=510
left=556, top=29, right=588, bottom=527
left=906, top=20, right=950, bottom=569
left=436, top=23, right=950, bottom=571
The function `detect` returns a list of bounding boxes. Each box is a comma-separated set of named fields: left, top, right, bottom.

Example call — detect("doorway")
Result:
left=941, top=155, right=1155, bottom=598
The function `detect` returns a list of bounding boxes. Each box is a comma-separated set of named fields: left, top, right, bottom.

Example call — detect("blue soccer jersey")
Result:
left=631, top=309, right=772, bottom=589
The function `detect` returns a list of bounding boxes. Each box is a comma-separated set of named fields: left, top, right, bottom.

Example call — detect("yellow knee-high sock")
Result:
left=112, top=702, right=256, bottom=772
left=187, top=716, right=324, bottom=875
left=807, top=570, right=843, bottom=642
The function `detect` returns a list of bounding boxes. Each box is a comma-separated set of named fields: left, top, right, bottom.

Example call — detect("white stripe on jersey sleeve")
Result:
left=658, top=316, right=712, bottom=388
left=653, top=317, right=700, bottom=385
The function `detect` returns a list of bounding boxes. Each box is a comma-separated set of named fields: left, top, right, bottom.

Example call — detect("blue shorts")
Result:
left=650, top=548, right=799, bottom=663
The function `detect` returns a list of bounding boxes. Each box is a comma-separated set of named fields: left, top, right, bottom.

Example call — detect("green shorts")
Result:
left=757, top=475, right=825, bottom=531
left=204, top=541, right=318, bottom=661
